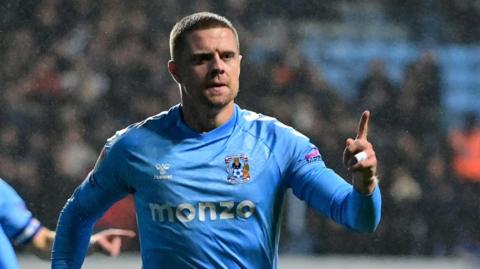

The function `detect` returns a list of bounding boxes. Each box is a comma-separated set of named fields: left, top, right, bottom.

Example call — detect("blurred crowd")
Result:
left=386, top=0, right=480, bottom=43
left=1, top=0, right=480, bottom=256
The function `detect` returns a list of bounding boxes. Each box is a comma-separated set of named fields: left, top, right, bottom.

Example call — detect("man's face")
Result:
left=171, top=27, right=242, bottom=110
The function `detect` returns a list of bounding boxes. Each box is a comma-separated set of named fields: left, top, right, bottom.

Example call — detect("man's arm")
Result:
left=337, top=110, right=382, bottom=232
left=291, top=166, right=381, bottom=233
left=52, top=177, right=129, bottom=268
left=288, top=111, right=381, bottom=233
left=53, top=133, right=134, bottom=268
left=343, top=110, right=378, bottom=195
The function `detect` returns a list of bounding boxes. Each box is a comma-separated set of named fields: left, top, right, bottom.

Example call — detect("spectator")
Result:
left=448, top=112, right=480, bottom=251
left=356, top=59, right=396, bottom=129
left=449, top=112, right=480, bottom=182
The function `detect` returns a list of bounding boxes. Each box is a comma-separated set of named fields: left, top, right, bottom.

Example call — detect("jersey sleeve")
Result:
left=0, top=179, right=42, bottom=246
left=52, top=134, right=132, bottom=268
left=283, top=133, right=381, bottom=233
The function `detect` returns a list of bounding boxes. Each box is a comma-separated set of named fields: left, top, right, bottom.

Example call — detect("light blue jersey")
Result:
left=0, top=178, right=42, bottom=269
left=52, top=104, right=381, bottom=269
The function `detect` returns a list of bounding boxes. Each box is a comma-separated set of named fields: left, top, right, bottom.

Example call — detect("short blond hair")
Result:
left=169, top=12, right=240, bottom=61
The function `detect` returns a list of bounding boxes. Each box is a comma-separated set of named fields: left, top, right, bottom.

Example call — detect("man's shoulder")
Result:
left=0, top=178, right=25, bottom=211
left=106, top=106, right=179, bottom=147
left=237, top=107, right=307, bottom=140
left=237, top=107, right=278, bottom=128
left=0, top=178, right=18, bottom=199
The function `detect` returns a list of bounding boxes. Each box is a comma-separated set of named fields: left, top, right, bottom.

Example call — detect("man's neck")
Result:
left=180, top=102, right=235, bottom=133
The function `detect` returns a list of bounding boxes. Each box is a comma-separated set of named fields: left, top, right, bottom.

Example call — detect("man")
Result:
left=52, top=12, right=381, bottom=268
left=0, top=178, right=135, bottom=269
left=449, top=112, right=480, bottom=181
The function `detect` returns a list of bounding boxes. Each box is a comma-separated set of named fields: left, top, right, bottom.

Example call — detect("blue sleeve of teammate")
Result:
left=286, top=144, right=381, bottom=233
left=52, top=138, right=131, bottom=268
left=0, top=178, right=43, bottom=245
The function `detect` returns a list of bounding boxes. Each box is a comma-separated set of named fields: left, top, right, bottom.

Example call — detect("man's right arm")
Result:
left=51, top=174, right=128, bottom=268
left=52, top=132, right=134, bottom=268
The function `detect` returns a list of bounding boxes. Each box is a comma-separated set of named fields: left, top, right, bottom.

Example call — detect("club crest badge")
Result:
left=225, top=154, right=251, bottom=184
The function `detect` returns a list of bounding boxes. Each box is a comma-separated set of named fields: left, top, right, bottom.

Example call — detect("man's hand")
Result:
left=29, top=227, right=56, bottom=260
left=343, top=110, right=378, bottom=194
left=90, top=229, right=136, bottom=257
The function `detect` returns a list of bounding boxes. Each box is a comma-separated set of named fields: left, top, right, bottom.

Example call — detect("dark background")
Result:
left=2, top=0, right=480, bottom=256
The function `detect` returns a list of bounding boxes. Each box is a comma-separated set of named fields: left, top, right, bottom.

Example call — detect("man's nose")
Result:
left=210, top=53, right=225, bottom=76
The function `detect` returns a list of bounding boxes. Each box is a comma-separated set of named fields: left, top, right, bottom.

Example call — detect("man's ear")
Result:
left=168, top=60, right=182, bottom=84
left=239, top=54, right=242, bottom=75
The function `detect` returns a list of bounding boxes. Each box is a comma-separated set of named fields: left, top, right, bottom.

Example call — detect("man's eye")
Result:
left=222, top=53, right=235, bottom=60
left=192, top=55, right=211, bottom=64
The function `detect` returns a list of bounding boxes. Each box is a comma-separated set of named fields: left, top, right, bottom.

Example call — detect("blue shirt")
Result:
left=0, top=178, right=42, bottom=269
left=52, top=104, right=381, bottom=269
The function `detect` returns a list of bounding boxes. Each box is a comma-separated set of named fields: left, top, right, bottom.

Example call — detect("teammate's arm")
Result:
left=27, top=226, right=135, bottom=260
left=0, top=177, right=134, bottom=263
left=26, top=227, right=55, bottom=260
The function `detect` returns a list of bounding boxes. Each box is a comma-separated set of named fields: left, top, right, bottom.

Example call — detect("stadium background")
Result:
left=2, top=0, right=480, bottom=267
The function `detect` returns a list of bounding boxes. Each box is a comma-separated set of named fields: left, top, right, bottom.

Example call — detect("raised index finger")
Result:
left=356, top=110, right=370, bottom=139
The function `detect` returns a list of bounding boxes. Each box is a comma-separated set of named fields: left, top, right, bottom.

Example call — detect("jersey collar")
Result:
left=174, top=104, right=239, bottom=141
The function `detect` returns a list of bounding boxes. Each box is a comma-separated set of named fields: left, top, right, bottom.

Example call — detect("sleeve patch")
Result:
left=305, top=146, right=321, bottom=163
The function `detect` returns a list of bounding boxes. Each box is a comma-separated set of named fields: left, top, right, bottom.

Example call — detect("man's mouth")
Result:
left=205, top=82, right=228, bottom=94
left=208, top=82, right=227, bottom=88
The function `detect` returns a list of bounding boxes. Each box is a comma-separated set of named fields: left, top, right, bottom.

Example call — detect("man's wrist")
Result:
left=353, top=174, right=378, bottom=195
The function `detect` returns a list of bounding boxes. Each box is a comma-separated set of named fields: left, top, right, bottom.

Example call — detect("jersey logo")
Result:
left=154, top=163, right=172, bottom=180
left=149, top=200, right=256, bottom=223
left=225, top=154, right=251, bottom=184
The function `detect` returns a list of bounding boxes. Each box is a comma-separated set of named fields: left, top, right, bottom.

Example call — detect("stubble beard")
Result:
left=201, top=87, right=238, bottom=111
left=180, top=83, right=239, bottom=116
